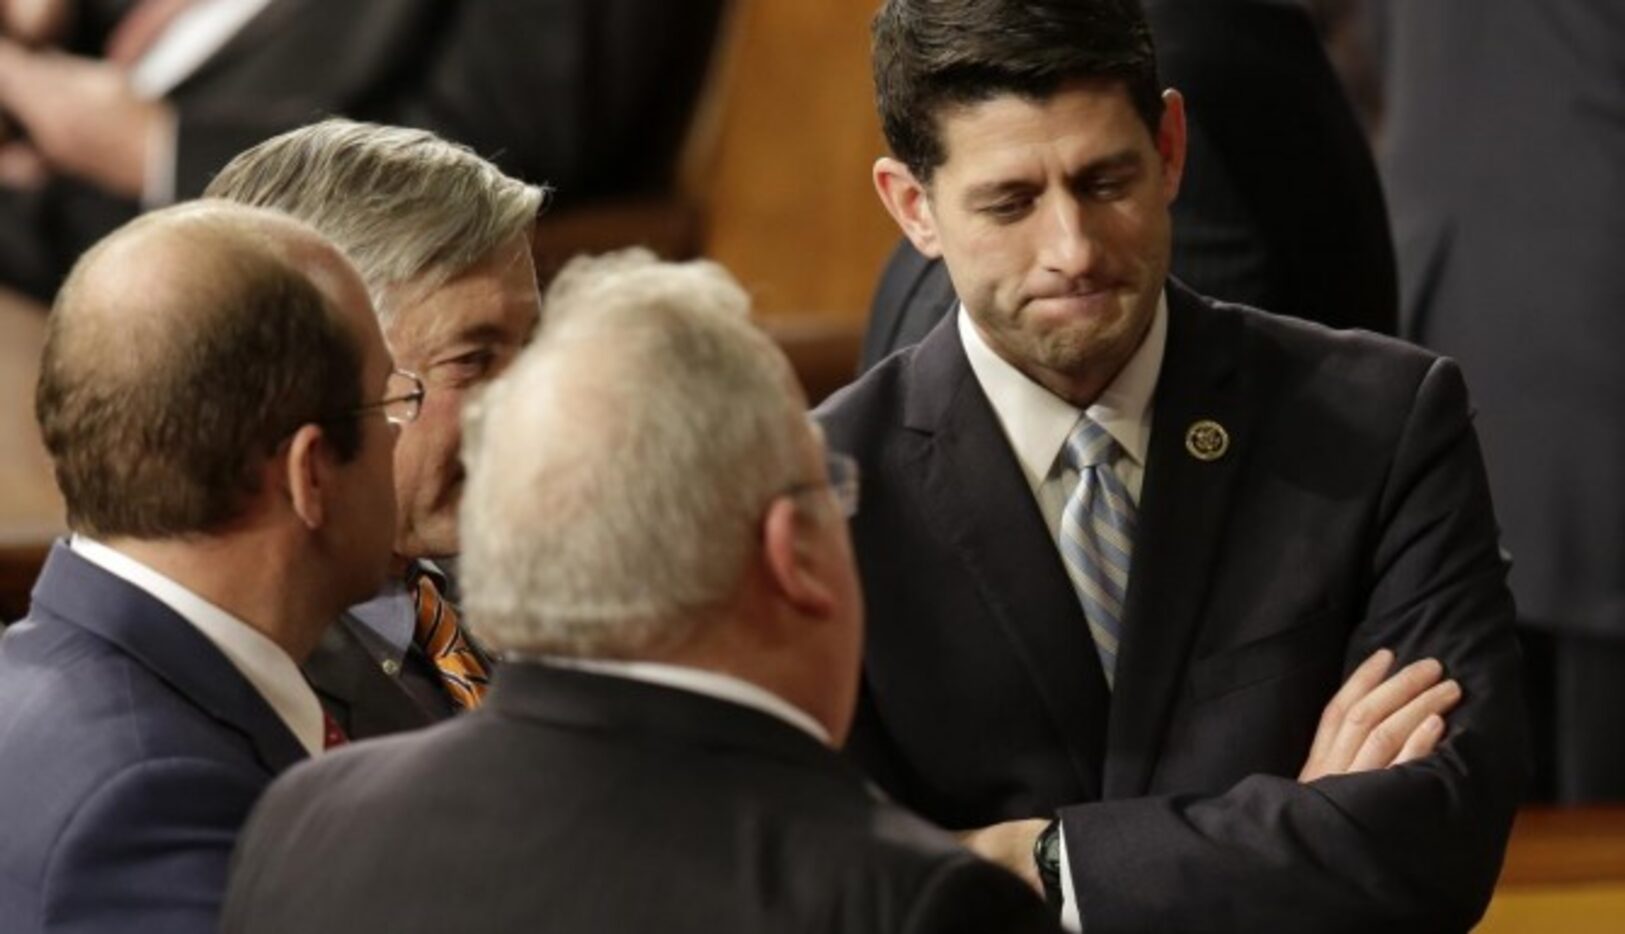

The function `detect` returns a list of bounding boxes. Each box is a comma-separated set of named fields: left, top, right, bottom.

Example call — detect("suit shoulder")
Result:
left=1216, top=299, right=1459, bottom=411
left=817, top=343, right=913, bottom=437
left=0, top=619, right=272, bottom=823
left=1227, top=299, right=1437, bottom=372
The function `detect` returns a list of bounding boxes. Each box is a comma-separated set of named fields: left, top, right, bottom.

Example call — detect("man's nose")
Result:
left=1037, top=195, right=1098, bottom=280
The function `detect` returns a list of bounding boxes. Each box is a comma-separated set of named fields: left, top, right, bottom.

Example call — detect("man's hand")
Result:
left=956, top=818, right=1049, bottom=893
left=1298, top=648, right=1461, bottom=783
left=0, top=38, right=163, bottom=196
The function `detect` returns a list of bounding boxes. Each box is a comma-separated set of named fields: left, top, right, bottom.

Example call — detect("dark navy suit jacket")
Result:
left=0, top=543, right=307, bottom=934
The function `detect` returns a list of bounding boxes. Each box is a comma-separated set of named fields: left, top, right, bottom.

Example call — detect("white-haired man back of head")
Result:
left=462, top=248, right=866, bottom=742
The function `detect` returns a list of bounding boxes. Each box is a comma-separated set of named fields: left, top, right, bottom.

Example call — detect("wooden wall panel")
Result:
left=694, top=0, right=900, bottom=319
left=0, top=293, right=62, bottom=621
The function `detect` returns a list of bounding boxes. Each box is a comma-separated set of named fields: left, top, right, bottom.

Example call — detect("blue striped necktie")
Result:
left=1058, top=415, right=1137, bottom=687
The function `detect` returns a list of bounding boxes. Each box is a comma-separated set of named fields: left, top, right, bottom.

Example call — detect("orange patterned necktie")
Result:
left=410, top=565, right=491, bottom=710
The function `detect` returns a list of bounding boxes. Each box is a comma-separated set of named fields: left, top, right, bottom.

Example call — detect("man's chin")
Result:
left=393, top=525, right=460, bottom=564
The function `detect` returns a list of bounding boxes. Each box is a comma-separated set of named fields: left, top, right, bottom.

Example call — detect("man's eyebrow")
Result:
left=455, top=324, right=516, bottom=347
left=435, top=323, right=514, bottom=353
left=962, top=178, right=1039, bottom=206
left=960, top=149, right=1147, bottom=206
left=1077, top=149, right=1145, bottom=177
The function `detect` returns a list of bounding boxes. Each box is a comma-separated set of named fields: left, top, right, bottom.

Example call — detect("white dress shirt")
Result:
left=545, top=656, right=832, bottom=746
left=958, top=294, right=1169, bottom=933
left=70, top=535, right=324, bottom=757
left=958, top=293, right=1167, bottom=516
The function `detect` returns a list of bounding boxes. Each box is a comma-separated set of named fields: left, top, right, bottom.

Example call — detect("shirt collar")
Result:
left=542, top=656, right=832, bottom=746
left=345, top=557, right=458, bottom=664
left=959, top=291, right=1167, bottom=485
left=70, top=534, right=325, bottom=757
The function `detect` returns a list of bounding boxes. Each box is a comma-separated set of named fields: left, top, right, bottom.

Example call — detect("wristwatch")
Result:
left=1033, top=818, right=1063, bottom=908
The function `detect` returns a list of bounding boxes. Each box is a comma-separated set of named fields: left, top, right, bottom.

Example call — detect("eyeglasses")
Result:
left=783, top=450, right=861, bottom=518
left=346, top=368, right=425, bottom=426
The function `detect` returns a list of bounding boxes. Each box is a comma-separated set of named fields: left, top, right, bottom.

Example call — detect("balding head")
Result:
left=37, top=202, right=377, bottom=538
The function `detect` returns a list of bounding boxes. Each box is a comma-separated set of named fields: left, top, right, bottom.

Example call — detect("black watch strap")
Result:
left=1033, top=818, right=1064, bottom=910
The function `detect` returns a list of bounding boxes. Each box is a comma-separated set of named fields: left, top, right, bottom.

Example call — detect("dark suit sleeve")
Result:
left=387, top=0, right=725, bottom=195
left=903, top=855, right=1061, bottom=934
left=861, top=243, right=960, bottom=372
left=169, top=1, right=450, bottom=198
left=42, top=757, right=265, bottom=933
left=1058, top=357, right=1523, bottom=933
left=1149, top=0, right=1398, bottom=333
left=172, top=0, right=724, bottom=200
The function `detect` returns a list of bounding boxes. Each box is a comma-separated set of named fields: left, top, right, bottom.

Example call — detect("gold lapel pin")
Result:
left=1185, top=419, right=1229, bottom=462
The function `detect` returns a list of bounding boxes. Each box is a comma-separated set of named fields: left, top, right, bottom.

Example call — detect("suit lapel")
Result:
left=1103, top=283, right=1253, bottom=797
left=29, top=543, right=308, bottom=774
left=303, top=614, right=441, bottom=739
left=904, top=319, right=1109, bottom=797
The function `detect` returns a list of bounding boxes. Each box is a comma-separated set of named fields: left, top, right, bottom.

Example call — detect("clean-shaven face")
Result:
left=919, top=80, right=1183, bottom=401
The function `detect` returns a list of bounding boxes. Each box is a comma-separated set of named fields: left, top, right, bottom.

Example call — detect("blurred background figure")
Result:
left=861, top=0, right=1397, bottom=369
left=0, top=0, right=726, bottom=303
left=221, top=250, right=1058, bottom=934
left=1374, top=0, right=1625, bottom=804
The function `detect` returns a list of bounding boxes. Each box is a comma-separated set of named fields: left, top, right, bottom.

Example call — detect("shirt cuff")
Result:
left=1059, top=823, right=1083, bottom=932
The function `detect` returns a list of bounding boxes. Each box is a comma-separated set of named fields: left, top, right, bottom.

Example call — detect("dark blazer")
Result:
left=302, top=613, right=451, bottom=741
left=818, top=281, right=1525, bottom=933
left=222, top=664, right=1059, bottom=934
left=1375, top=0, right=1625, bottom=637
left=0, top=0, right=727, bottom=300
left=0, top=543, right=308, bottom=934
left=860, top=0, right=1396, bottom=370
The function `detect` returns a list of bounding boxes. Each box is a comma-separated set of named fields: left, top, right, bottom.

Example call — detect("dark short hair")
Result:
left=872, top=0, right=1163, bottom=183
left=36, top=242, right=365, bottom=539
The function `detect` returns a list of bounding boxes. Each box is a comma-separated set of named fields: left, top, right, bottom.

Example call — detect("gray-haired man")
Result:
left=206, top=118, right=546, bottom=736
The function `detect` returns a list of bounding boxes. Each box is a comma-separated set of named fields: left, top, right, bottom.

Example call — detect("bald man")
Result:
left=0, top=202, right=399, bottom=934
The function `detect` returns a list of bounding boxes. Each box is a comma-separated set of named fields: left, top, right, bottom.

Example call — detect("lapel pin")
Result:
left=1185, top=419, right=1229, bottom=462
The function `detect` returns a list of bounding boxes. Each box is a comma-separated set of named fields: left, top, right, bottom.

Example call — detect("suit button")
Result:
left=381, top=659, right=401, bottom=676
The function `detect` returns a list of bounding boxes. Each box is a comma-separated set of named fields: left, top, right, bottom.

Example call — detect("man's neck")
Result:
left=101, top=532, right=328, bottom=662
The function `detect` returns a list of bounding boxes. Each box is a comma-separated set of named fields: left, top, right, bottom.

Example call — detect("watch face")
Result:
left=1037, top=820, right=1062, bottom=870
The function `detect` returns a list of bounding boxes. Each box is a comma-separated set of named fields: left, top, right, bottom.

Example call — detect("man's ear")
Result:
left=1156, top=89, right=1189, bottom=205
left=874, top=156, right=944, bottom=258
left=284, top=423, right=331, bottom=531
left=761, top=496, right=837, bottom=618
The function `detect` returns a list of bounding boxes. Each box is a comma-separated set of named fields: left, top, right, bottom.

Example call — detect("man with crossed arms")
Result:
left=819, top=0, right=1525, bottom=930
